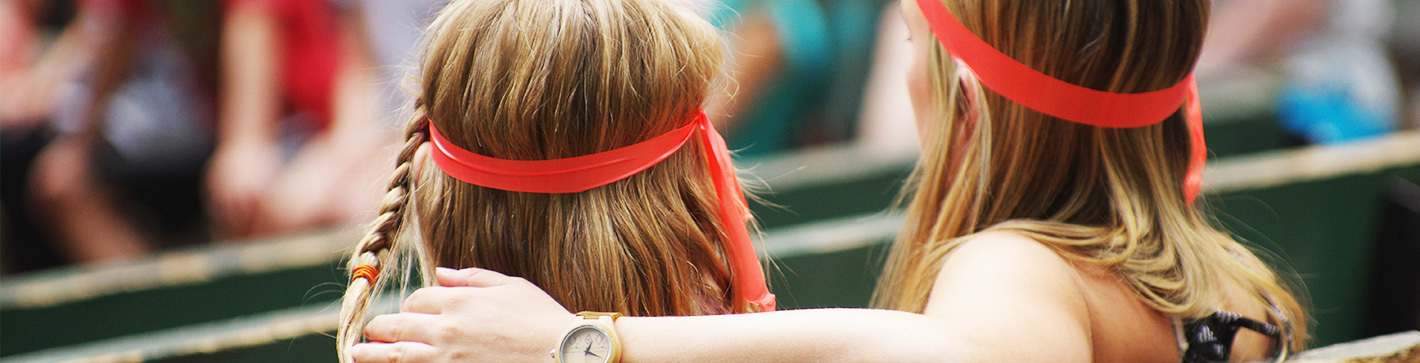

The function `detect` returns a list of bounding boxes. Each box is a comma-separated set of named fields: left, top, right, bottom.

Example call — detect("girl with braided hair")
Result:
left=352, top=0, right=1310, bottom=362
left=336, top=0, right=776, bottom=361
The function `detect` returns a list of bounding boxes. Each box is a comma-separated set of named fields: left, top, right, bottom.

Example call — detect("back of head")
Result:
left=338, top=0, right=731, bottom=358
left=877, top=0, right=1306, bottom=350
left=411, top=0, right=733, bottom=317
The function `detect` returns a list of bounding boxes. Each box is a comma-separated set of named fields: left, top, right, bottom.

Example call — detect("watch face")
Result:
left=559, top=325, right=613, bottom=363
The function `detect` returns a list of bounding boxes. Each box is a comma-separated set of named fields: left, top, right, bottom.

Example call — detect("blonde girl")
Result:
left=352, top=0, right=1309, bottom=362
left=335, top=0, right=777, bottom=361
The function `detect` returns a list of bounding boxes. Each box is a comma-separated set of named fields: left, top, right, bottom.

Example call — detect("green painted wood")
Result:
left=769, top=239, right=891, bottom=310
left=0, top=260, right=347, bottom=357
left=3, top=301, right=382, bottom=363
left=1213, top=165, right=1420, bottom=347
left=1204, top=112, right=1292, bottom=159
left=747, top=165, right=910, bottom=230
left=9, top=329, right=336, bottom=363
left=148, top=334, right=332, bottom=363
left=4, top=133, right=1415, bottom=357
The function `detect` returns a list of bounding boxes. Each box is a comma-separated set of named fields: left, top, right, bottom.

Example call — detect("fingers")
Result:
left=401, top=270, right=522, bottom=314
left=364, top=312, right=441, bottom=343
left=401, top=286, right=465, bottom=314
left=435, top=267, right=513, bottom=288
left=350, top=341, right=439, bottom=363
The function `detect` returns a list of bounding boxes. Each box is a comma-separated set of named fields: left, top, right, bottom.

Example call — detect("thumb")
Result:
left=436, top=267, right=513, bottom=287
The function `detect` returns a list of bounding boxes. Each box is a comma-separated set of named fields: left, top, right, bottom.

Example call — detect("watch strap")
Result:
left=576, top=311, right=623, bottom=321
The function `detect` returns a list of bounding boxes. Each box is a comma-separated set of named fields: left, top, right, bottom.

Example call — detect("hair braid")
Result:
left=336, top=107, right=429, bottom=362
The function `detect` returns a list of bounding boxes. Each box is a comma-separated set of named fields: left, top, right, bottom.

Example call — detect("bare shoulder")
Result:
left=949, top=231, right=1069, bottom=260
left=938, top=231, right=1081, bottom=286
left=932, top=231, right=1088, bottom=319
left=923, top=231, right=1094, bottom=362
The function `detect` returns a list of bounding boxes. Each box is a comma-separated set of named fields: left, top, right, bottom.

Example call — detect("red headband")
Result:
left=917, top=0, right=1206, bottom=203
left=429, top=111, right=776, bottom=312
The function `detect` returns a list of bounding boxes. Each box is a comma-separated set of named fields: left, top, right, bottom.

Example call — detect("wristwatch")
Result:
left=551, top=312, right=623, bottom=363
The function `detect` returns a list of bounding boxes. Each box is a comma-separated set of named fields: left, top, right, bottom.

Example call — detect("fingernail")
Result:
left=435, top=267, right=455, bottom=275
left=348, top=345, right=361, bottom=357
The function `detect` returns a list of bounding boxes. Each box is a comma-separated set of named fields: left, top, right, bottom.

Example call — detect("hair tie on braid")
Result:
left=351, top=264, right=380, bottom=283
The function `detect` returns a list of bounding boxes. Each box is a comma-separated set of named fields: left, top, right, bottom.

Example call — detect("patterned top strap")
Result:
left=1178, top=310, right=1282, bottom=362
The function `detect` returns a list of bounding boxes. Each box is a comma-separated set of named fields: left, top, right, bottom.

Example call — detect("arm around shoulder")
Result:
left=616, top=307, right=966, bottom=362
left=354, top=234, right=1096, bottom=362
left=614, top=232, right=1094, bottom=362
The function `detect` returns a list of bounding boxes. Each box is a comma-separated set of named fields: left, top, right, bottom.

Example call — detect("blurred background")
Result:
left=2, top=0, right=1419, bottom=361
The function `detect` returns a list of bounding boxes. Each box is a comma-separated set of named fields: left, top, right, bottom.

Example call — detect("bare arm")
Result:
left=615, top=309, right=962, bottom=362
left=620, top=233, right=1091, bottom=362
left=217, top=1, right=282, bottom=148
left=350, top=233, right=1092, bottom=362
left=207, top=1, right=285, bottom=237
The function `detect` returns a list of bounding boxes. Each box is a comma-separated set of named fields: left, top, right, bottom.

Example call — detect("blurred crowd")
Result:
left=3, top=0, right=1419, bottom=275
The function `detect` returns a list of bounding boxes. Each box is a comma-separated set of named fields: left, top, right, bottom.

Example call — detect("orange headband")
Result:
left=917, top=0, right=1206, bottom=203
left=428, top=111, right=775, bottom=312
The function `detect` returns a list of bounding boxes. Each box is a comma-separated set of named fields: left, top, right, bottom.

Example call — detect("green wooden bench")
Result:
left=3, top=299, right=394, bottom=362
left=0, top=232, right=358, bottom=357
left=5, top=130, right=1417, bottom=360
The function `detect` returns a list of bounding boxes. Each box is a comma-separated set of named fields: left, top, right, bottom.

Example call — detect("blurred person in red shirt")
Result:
left=210, top=0, right=392, bottom=238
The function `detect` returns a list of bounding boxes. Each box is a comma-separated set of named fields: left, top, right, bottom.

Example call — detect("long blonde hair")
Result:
left=874, top=0, right=1307, bottom=350
left=337, top=0, right=736, bottom=359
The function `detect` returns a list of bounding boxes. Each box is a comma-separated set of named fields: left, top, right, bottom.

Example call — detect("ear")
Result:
left=411, top=142, right=433, bottom=186
left=953, top=59, right=983, bottom=125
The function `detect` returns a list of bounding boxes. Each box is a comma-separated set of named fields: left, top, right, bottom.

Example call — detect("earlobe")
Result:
left=412, top=142, right=433, bottom=186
